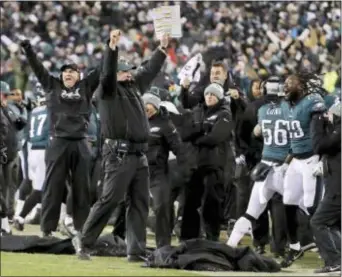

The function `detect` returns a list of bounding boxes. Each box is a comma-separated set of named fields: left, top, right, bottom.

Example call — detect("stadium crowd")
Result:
left=1, top=1, right=341, bottom=97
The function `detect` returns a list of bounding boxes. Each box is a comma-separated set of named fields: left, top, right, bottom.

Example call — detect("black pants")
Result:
left=113, top=170, right=173, bottom=248
left=311, top=193, right=341, bottom=266
left=223, top=157, right=236, bottom=223
left=89, top=156, right=102, bottom=205
left=297, top=209, right=314, bottom=246
left=4, top=156, right=19, bottom=219
left=112, top=201, right=126, bottom=239
left=223, top=182, right=237, bottom=223
left=149, top=172, right=172, bottom=248
left=112, top=160, right=186, bottom=244
left=235, top=164, right=269, bottom=247
left=268, top=193, right=288, bottom=255
left=18, top=142, right=31, bottom=197
left=0, top=164, right=7, bottom=218
left=181, top=167, right=225, bottom=241
left=41, top=138, right=91, bottom=233
left=81, top=142, right=149, bottom=256
left=19, top=190, right=42, bottom=219
left=169, top=159, right=186, bottom=233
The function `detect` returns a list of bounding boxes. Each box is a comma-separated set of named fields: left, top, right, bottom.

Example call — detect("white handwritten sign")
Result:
left=151, top=5, right=182, bottom=40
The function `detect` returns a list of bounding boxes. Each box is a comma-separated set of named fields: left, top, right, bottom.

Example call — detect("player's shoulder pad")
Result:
left=306, top=93, right=325, bottom=112
left=324, top=94, right=340, bottom=109
left=307, top=92, right=324, bottom=102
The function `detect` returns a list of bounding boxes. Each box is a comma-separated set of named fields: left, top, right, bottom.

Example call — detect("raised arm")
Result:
left=97, top=30, right=121, bottom=99
left=20, top=40, right=57, bottom=92
left=135, top=34, right=169, bottom=94
left=98, top=30, right=120, bottom=99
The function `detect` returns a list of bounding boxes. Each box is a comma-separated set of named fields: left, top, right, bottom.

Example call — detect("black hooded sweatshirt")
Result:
left=96, top=47, right=167, bottom=143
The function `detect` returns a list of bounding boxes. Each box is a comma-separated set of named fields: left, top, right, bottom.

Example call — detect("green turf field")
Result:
left=1, top=224, right=325, bottom=276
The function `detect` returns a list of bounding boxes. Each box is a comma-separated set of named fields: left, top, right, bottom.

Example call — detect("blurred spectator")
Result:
left=0, top=1, right=341, bottom=98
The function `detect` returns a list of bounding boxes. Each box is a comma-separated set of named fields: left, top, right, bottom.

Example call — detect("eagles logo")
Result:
left=61, top=88, right=81, bottom=101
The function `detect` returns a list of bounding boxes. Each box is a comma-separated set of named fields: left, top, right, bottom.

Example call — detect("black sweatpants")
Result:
left=181, top=167, right=225, bottom=241
left=81, top=142, right=149, bottom=256
left=41, top=138, right=91, bottom=233
left=311, top=192, right=341, bottom=267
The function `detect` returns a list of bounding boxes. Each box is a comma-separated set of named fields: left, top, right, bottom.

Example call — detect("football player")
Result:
left=227, top=77, right=290, bottom=250
left=13, top=96, right=49, bottom=231
left=280, top=72, right=327, bottom=267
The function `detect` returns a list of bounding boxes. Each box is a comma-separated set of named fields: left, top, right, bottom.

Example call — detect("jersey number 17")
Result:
left=30, top=114, right=47, bottom=138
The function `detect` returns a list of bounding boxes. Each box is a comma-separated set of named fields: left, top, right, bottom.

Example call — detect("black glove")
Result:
left=15, top=117, right=27, bottom=131
left=20, top=40, right=31, bottom=49
left=23, top=98, right=36, bottom=111
left=202, top=120, right=212, bottom=133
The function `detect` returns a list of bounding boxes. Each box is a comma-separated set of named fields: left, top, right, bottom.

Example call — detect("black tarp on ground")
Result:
left=144, top=239, right=281, bottom=272
left=0, top=234, right=127, bottom=257
left=1, top=235, right=281, bottom=272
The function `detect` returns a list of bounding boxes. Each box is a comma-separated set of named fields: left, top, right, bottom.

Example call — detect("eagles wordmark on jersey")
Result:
left=258, top=101, right=290, bottom=163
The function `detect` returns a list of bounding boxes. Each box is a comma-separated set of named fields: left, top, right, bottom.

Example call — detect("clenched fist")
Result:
left=181, top=77, right=191, bottom=89
left=229, top=88, right=240, bottom=99
left=109, top=30, right=121, bottom=50
left=20, top=39, right=31, bottom=49
left=253, top=124, right=262, bottom=137
left=159, top=33, right=170, bottom=50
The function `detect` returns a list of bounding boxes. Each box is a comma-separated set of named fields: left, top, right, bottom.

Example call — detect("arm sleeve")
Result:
left=0, top=109, right=8, bottom=145
left=179, top=110, right=203, bottom=142
left=21, top=42, right=56, bottom=92
left=84, top=67, right=101, bottom=99
left=235, top=106, right=256, bottom=156
left=99, top=46, right=118, bottom=99
left=195, top=110, right=233, bottom=147
left=179, top=86, right=204, bottom=109
left=311, top=114, right=341, bottom=156
left=135, top=49, right=167, bottom=94
left=164, top=120, right=184, bottom=160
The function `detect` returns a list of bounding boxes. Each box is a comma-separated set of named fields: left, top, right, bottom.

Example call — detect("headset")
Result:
left=261, top=76, right=285, bottom=97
